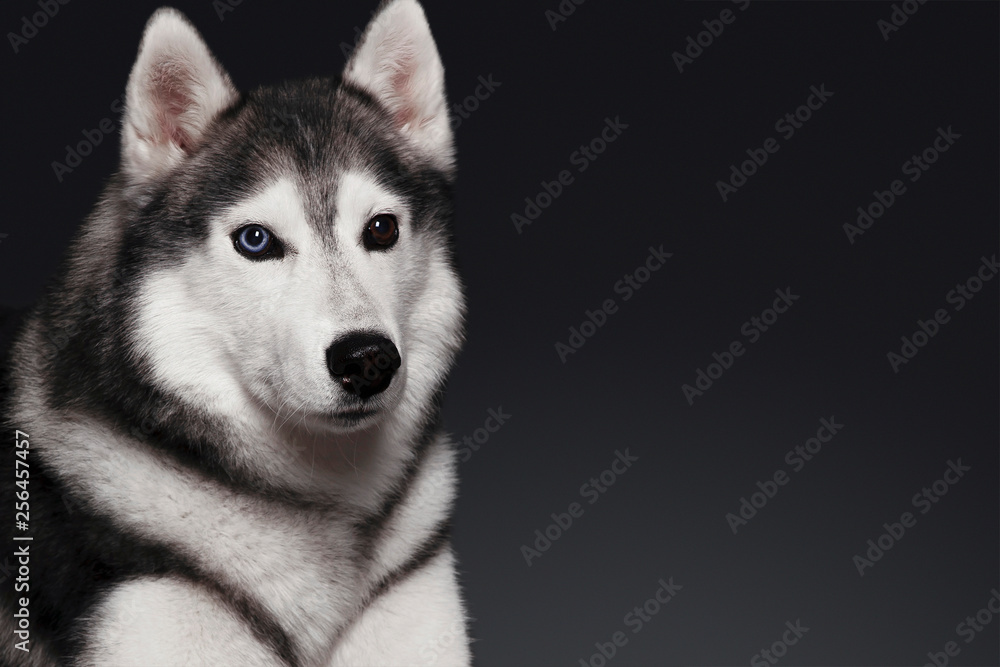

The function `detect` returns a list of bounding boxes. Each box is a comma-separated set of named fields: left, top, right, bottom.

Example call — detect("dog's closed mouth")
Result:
left=332, top=408, right=377, bottom=422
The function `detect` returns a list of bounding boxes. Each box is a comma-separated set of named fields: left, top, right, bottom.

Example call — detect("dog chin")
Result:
left=290, top=402, right=386, bottom=434
left=328, top=407, right=381, bottom=429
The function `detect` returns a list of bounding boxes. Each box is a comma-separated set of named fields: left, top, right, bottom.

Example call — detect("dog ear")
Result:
left=343, top=0, right=453, bottom=172
left=122, top=8, right=238, bottom=184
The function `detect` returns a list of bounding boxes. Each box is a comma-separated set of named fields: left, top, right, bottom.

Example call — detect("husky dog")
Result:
left=0, top=1, right=470, bottom=664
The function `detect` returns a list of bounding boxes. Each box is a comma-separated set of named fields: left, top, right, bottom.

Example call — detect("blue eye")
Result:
left=233, top=224, right=282, bottom=260
left=239, top=225, right=270, bottom=254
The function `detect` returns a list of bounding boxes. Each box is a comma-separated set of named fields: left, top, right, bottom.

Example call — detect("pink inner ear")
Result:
left=150, top=61, right=196, bottom=151
left=390, top=58, right=419, bottom=128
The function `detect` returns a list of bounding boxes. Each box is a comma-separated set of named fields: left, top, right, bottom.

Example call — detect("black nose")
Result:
left=326, top=333, right=401, bottom=399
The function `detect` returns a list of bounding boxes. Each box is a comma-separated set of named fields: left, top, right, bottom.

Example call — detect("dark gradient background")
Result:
left=1, top=1, right=998, bottom=665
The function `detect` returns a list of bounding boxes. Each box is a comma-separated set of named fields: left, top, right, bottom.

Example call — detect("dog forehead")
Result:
left=227, top=83, right=411, bottom=234
left=240, top=81, right=400, bottom=174
left=172, top=80, right=449, bottom=247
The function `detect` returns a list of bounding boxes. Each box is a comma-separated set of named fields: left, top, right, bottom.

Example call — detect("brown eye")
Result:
left=363, top=214, right=398, bottom=250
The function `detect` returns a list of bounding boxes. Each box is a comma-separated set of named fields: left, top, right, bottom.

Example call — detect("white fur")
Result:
left=19, top=403, right=467, bottom=664
left=344, top=0, right=454, bottom=171
left=329, top=551, right=470, bottom=667
left=132, top=178, right=323, bottom=423
left=366, top=432, right=457, bottom=581
left=76, top=577, right=282, bottom=667
left=34, top=414, right=358, bottom=662
left=122, top=7, right=238, bottom=183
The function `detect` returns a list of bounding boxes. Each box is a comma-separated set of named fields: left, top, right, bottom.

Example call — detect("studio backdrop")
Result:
left=2, top=0, right=998, bottom=664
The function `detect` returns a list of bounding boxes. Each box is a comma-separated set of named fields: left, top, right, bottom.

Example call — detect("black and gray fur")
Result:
left=1, top=2, right=471, bottom=665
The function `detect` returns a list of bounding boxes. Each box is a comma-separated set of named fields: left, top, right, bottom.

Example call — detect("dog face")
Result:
left=120, top=3, right=464, bottom=437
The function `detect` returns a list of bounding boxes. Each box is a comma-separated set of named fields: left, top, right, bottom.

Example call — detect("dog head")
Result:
left=116, top=2, right=464, bottom=442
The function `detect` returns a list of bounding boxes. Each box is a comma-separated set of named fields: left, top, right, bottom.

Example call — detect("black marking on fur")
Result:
left=333, top=519, right=453, bottom=649
left=194, top=573, right=301, bottom=667
left=354, top=389, right=446, bottom=553
left=0, top=444, right=299, bottom=666
left=372, top=519, right=452, bottom=598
